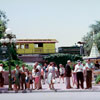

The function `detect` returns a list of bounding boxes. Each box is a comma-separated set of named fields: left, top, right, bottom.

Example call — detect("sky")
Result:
left=1, top=0, right=100, bottom=48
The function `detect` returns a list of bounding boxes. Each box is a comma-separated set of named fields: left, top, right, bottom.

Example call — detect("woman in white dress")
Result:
left=47, top=62, right=56, bottom=90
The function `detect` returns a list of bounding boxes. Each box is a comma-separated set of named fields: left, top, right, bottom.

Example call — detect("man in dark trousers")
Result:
left=20, top=65, right=26, bottom=90
left=85, top=59, right=93, bottom=89
left=74, top=60, right=84, bottom=89
left=65, top=60, right=72, bottom=89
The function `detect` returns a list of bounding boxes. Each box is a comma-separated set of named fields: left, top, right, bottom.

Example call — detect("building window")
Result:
left=25, top=44, right=29, bottom=49
left=34, top=43, right=43, bottom=48
left=38, top=43, right=43, bottom=47
left=20, top=44, right=24, bottom=49
left=16, top=45, right=19, bottom=49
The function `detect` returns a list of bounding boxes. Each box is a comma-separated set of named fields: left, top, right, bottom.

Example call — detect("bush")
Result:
left=96, top=75, right=100, bottom=84
left=43, top=53, right=83, bottom=67
left=0, top=60, right=28, bottom=71
left=4, top=66, right=15, bottom=71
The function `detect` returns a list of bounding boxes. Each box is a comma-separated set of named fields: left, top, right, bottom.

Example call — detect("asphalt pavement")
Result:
left=0, top=92, right=100, bottom=100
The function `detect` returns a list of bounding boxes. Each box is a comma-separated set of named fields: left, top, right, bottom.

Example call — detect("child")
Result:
left=29, top=72, right=33, bottom=90
left=35, top=69, right=40, bottom=90
left=25, top=69, right=30, bottom=90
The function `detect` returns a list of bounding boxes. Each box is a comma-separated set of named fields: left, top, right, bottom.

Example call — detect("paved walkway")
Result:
left=0, top=78, right=100, bottom=93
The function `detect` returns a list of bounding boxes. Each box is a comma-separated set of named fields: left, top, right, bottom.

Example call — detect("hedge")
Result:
left=43, top=53, right=83, bottom=67
left=0, top=60, right=28, bottom=71
left=96, top=75, right=100, bottom=84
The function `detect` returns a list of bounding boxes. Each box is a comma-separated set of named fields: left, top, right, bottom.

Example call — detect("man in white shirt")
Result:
left=75, top=60, right=84, bottom=89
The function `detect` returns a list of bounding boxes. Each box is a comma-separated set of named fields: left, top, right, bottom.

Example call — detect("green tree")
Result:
left=90, top=21, right=100, bottom=34
left=0, top=10, right=18, bottom=60
left=82, top=21, right=100, bottom=55
left=0, top=10, right=9, bottom=38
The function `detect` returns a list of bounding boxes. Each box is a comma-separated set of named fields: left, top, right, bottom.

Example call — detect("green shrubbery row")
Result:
left=96, top=75, right=100, bottom=84
left=44, top=53, right=83, bottom=67
left=0, top=60, right=28, bottom=71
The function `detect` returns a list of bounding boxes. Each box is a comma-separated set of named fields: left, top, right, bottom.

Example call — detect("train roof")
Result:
left=17, top=39, right=58, bottom=43
left=58, top=46, right=80, bottom=48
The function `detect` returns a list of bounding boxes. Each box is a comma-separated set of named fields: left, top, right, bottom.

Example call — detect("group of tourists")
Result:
left=64, top=59, right=93, bottom=89
left=0, top=59, right=98, bottom=91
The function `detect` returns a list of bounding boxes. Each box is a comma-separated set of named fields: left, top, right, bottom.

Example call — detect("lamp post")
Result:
left=77, top=41, right=85, bottom=56
left=0, top=28, right=16, bottom=90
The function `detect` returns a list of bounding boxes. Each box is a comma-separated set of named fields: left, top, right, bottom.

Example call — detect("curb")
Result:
left=0, top=89, right=100, bottom=94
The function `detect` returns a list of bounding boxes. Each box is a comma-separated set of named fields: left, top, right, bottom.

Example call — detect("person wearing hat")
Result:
left=74, top=60, right=84, bottom=89
left=85, top=59, right=94, bottom=89
left=65, top=60, right=72, bottom=89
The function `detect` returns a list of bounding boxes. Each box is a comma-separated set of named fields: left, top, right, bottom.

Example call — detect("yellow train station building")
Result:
left=16, top=39, right=58, bottom=54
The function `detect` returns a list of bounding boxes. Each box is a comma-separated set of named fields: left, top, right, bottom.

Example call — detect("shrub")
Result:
left=96, top=75, right=100, bottom=84
left=0, top=60, right=28, bottom=71
left=44, top=53, right=82, bottom=67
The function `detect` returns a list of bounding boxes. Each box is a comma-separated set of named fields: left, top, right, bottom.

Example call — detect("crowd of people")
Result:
left=0, top=59, right=99, bottom=91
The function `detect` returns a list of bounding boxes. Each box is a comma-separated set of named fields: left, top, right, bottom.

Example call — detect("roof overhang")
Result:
left=16, top=39, right=58, bottom=43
